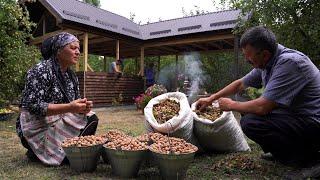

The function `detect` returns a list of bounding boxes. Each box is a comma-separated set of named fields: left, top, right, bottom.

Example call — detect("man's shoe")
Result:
left=260, top=152, right=275, bottom=161
left=283, top=163, right=320, bottom=179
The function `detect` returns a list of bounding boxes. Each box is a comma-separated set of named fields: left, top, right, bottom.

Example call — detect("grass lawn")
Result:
left=0, top=106, right=296, bottom=179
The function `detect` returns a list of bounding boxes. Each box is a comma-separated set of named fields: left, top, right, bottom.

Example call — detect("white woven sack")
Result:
left=144, top=92, right=196, bottom=144
left=191, top=101, right=250, bottom=152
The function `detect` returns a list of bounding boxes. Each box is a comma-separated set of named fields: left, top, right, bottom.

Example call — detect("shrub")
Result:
left=134, top=84, right=167, bottom=110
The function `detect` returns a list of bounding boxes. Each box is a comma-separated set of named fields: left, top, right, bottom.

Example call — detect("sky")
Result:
left=100, top=0, right=225, bottom=24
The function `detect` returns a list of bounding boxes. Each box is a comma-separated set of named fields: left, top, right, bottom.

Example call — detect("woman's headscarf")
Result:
left=42, top=32, right=80, bottom=102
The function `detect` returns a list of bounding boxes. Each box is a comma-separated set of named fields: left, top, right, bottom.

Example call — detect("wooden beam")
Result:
left=144, top=34, right=234, bottom=48
left=116, top=40, right=120, bottom=60
left=88, top=37, right=113, bottom=44
left=87, top=63, right=93, bottom=72
left=29, top=28, right=82, bottom=45
left=207, top=41, right=223, bottom=50
left=189, top=43, right=208, bottom=51
left=222, top=39, right=234, bottom=47
left=83, top=32, right=88, bottom=71
left=157, top=46, right=179, bottom=53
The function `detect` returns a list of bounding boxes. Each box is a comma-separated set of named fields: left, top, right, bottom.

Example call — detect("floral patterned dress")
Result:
left=17, top=58, right=87, bottom=165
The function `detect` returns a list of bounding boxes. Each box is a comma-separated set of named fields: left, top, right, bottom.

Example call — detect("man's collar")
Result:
left=265, top=44, right=285, bottom=70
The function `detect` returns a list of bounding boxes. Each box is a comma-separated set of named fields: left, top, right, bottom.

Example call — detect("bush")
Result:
left=0, top=0, right=40, bottom=107
left=134, top=84, right=167, bottom=110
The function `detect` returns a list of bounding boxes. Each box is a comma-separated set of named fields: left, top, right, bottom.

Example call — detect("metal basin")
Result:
left=100, top=149, right=109, bottom=164
left=63, top=144, right=102, bottom=172
left=104, top=146, right=148, bottom=178
left=141, top=150, right=157, bottom=168
left=150, top=149, right=196, bottom=180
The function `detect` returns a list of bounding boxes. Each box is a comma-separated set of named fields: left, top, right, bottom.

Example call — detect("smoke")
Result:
left=156, top=63, right=176, bottom=91
left=183, top=52, right=208, bottom=103
left=156, top=53, right=208, bottom=98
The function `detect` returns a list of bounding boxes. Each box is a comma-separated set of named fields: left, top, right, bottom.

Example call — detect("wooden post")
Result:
left=234, top=35, right=240, bottom=79
left=157, top=56, right=160, bottom=82
left=157, top=56, right=160, bottom=73
left=135, top=57, right=138, bottom=74
left=42, top=18, right=46, bottom=35
left=175, top=54, right=178, bottom=90
left=140, top=47, right=145, bottom=77
left=76, top=60, right=80, bottom=71
left=140, top=47, right=145, bottom=90
left=83, top=32, right=88, bottom=71
left=103, top=56, right=107, bottom=72
left=116, top=40, right=120, bottom=60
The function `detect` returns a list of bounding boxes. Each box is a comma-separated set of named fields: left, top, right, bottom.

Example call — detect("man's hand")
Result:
left=218, top=98, right=235, bottom=111
left=196, top=95, right=215, bottom=111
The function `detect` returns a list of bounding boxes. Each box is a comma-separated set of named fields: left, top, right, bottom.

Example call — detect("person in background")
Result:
left=16, top=32, right=99, bottom=166
left=196, top=26, right=320, bottom=166
left=108, top=58, right=123, bottom=77
left=145, top=62, right=155, bottom=87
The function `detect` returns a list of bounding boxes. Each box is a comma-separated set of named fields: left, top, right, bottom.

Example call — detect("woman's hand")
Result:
left=84, top=100, right=93, bottom=114
left=69, top=98, right=92, bottom=114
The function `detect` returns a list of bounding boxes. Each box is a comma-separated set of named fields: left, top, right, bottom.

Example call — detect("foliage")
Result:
left=221, top=0, right=320, bottom=66
left=201, top=52, right=251, bottom=93
left=83, top=0, right=100, bottom=7
left=245, top=87, right=264, bottom=100
left=111, top=93, right=123, bottom=106
left=88, top=54, right=104, bottom=72
left=122, top=57, right=138, bottom=75
left=0, top=108, right=13, bottom=114
left=145, top=84, right=167, bottom=98
left=0, top=0, right=40, bottom=107
left=134, top=84, right=167, bottom=110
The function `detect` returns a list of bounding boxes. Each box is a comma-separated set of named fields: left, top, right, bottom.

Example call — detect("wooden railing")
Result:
left=76, top=72, right=144, bottom=107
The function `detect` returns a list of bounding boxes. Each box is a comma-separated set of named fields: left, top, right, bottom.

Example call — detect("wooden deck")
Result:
left=76, top=72, right=144, bottom=107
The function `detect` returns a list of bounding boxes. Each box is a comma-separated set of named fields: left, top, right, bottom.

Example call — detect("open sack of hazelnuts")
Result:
left=144, top=92, right=197, bottom=145
left=191, top=101, right=250, bottom=152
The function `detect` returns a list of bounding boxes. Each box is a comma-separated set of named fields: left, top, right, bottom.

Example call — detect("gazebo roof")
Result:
left=22, top=0, right=244, bottom=57
left=40, top=0, right=240, bottom=40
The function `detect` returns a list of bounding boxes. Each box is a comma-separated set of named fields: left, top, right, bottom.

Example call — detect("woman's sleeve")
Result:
left=21, top=65, right=51, bottom=116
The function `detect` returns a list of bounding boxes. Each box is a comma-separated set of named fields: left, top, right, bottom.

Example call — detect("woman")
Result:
left=16, top=32, right=99, bottom=166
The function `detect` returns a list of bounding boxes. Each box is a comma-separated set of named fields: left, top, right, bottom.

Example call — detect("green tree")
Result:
left=83, top=0, right=100, bottom=7
left=223, top=0, right=320, bottom=66
left=0, top=0, right=40, bottom=107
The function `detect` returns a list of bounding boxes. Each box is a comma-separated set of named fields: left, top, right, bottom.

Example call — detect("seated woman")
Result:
left=16, top=32, right=99, bottom=166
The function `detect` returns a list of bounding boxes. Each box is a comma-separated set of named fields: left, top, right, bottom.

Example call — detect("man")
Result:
left=108, top=59, right=123, bottom=75
left=196, top=26, right=320, bottom=165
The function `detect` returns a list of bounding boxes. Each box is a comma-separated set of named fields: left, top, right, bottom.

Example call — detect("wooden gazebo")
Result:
left=21, top=0, right=243, bottom=107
